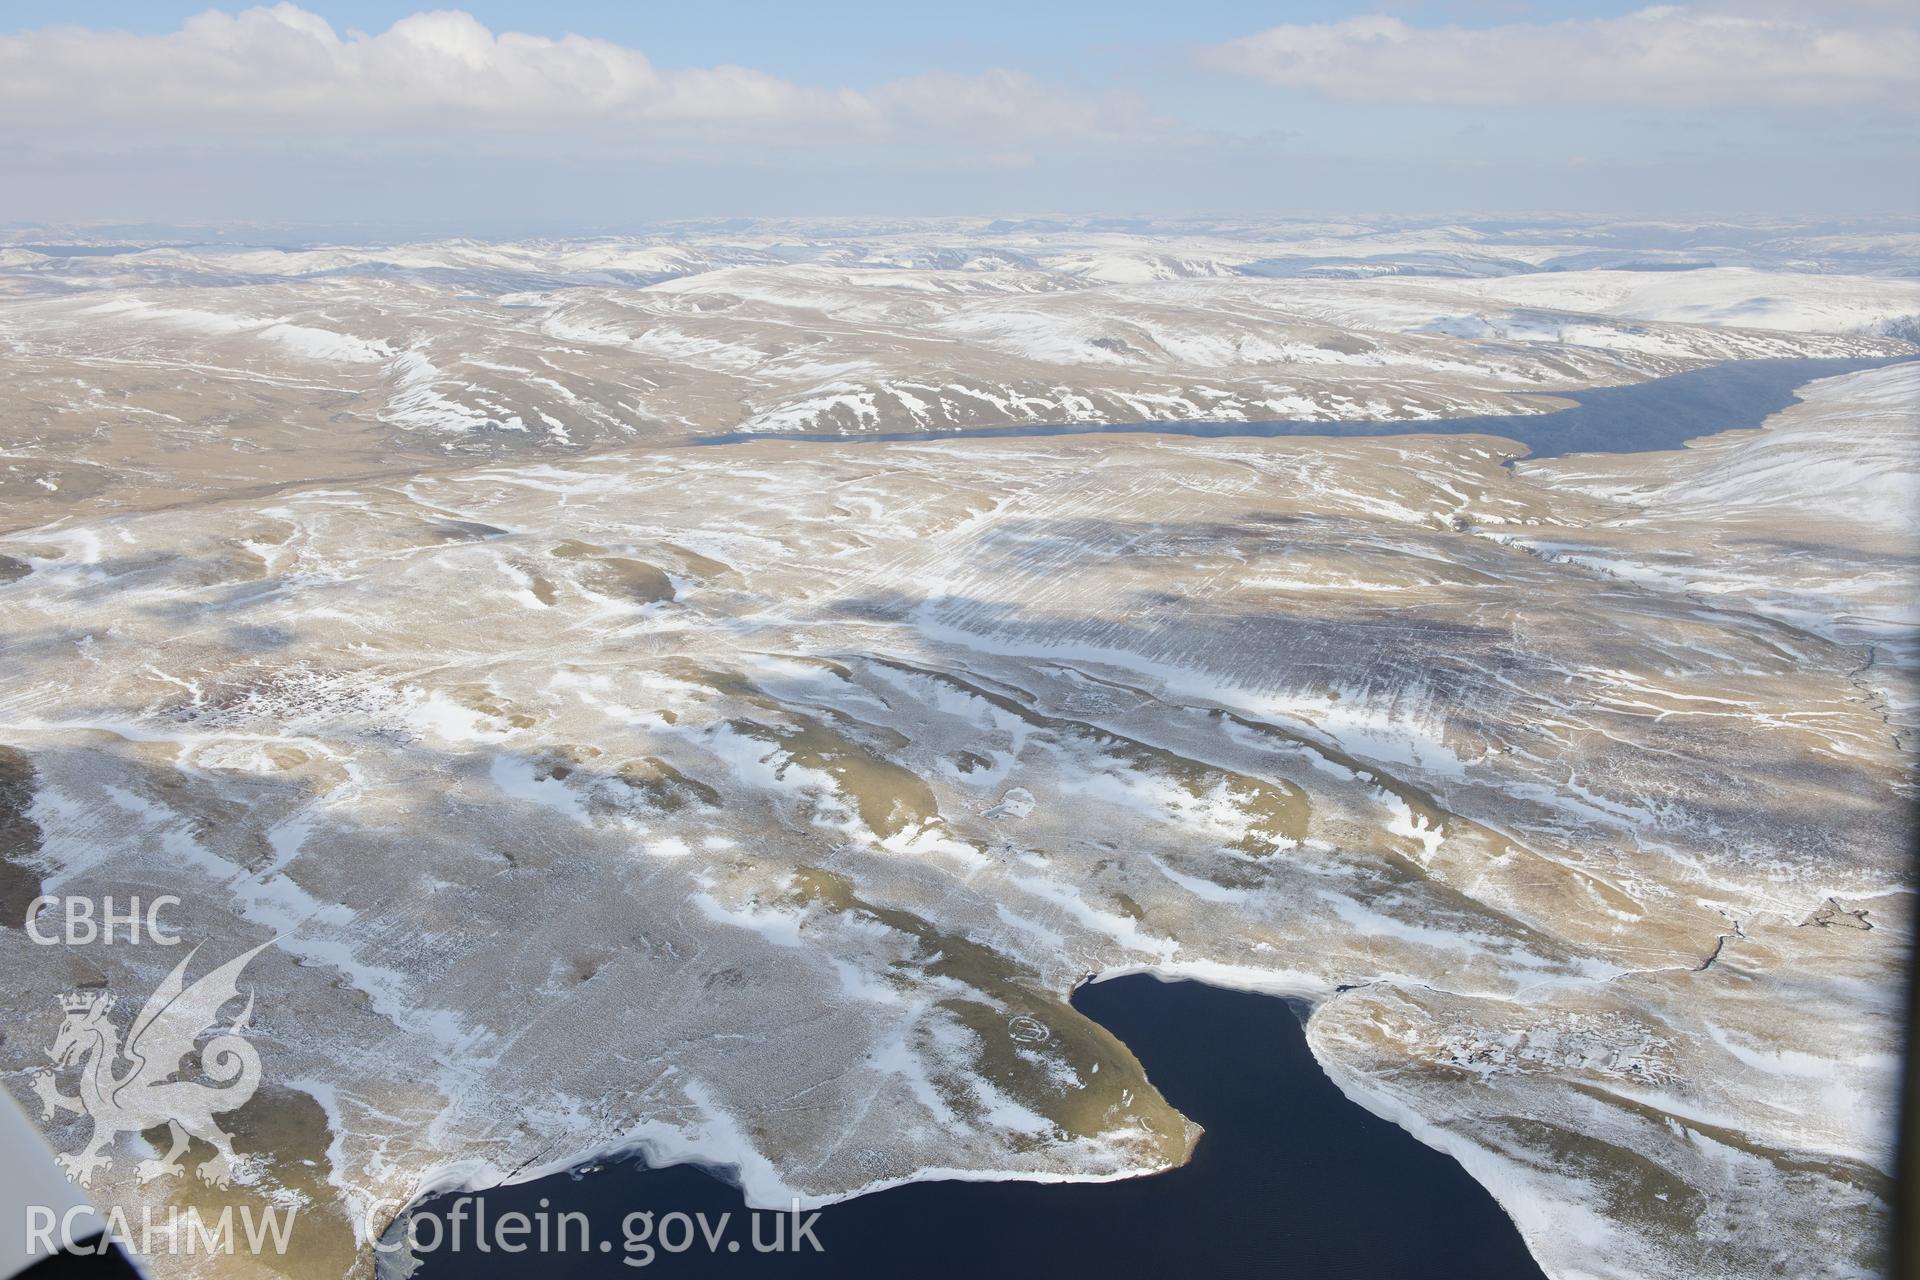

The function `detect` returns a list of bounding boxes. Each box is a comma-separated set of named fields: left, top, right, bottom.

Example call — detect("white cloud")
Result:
left=0, top=4, right=1143, bottom=145
left=1198, top=6, right=1920, bottom=109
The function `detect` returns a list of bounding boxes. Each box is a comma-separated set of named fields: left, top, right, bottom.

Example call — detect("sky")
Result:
left=0, top=1, right=1914, bottom=232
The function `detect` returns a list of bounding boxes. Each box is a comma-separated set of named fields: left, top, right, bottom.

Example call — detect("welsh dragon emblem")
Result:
left=30, top=942, right=271, bottom=1189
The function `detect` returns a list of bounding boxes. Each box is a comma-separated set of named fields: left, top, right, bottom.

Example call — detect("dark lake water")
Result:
left=406, top=975, right=1546, bottom=1278
left=694, top=355, right=1911, bottom=460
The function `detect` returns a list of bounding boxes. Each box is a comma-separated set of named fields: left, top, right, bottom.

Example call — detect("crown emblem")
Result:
left=59, top=991, right=110, bottom=1014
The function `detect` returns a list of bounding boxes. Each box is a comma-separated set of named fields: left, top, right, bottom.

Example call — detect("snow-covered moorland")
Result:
left=0, top=216, right=1913, bottom=1280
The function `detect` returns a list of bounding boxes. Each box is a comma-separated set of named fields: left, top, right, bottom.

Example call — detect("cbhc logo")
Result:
left=24, top=896, right=183, bottom=946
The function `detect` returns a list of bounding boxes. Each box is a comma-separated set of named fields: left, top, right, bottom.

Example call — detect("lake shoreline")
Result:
left=399, top=972, right=1548, bottom=1278
left=690, top=354, right=1916, bottom=461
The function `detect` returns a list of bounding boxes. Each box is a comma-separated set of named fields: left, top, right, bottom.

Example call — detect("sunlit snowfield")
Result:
left=1, top=216, right=1915, bottom=1280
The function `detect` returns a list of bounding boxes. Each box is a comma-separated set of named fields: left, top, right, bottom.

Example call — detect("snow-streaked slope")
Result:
left=1, top=366, right=1911, bottom=1280
left=1448, top=267, right=1920, bottom=337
